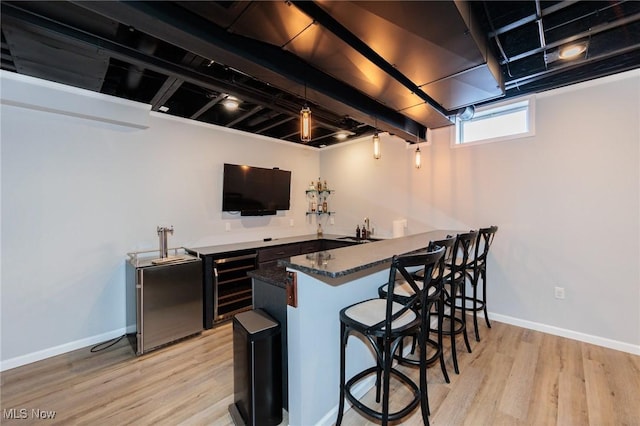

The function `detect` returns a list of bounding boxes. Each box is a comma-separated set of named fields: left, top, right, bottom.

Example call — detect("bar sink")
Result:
left=336, top=236, right=381, bottom=243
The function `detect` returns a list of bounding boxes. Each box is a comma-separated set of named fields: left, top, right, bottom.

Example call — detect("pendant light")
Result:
left=300, top=105, right=311, bottom=142
left=372, top=118, right=381, bottom=159
left=372, top=132, right=381, bottom=159
left=300, top=83, right=311, bottom=142
left=414, top=133, right=422, bottom=169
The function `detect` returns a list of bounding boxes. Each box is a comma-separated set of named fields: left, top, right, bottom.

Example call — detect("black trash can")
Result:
left=229, top=309, right=283, bottom=426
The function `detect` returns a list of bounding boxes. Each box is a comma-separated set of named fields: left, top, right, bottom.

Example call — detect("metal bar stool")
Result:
left=336, top=247, right=445, bottom=426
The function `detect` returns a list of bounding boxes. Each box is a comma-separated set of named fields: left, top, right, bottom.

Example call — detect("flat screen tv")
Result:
left=222, top=163, right=291, bottom=216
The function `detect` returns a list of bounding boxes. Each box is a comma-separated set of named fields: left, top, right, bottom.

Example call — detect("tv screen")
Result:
left=222, top=163, right=291, bottom=215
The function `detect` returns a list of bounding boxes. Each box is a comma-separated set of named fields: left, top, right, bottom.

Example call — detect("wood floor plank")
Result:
left=462, top=351, right=513, bottom=426
left=498, top=339, right=540, bottom=421
left=557, top=369, right=589, bottom=425
left=527, top=333, right=561, bottom=426
left=429, top=364, right=484, bottom=425
left=584, top=356, right=618, bottom=426
left=1, top=319, right=639, bottom=426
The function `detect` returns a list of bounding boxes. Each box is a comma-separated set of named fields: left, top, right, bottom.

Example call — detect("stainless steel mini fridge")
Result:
left=126, top=252, right=203, bottom=355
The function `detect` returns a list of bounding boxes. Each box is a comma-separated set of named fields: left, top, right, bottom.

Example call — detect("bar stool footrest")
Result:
left=344, top=366, right=420, bottom=422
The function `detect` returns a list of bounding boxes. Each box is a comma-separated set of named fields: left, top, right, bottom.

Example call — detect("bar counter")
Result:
left=279, top=229, right=454, bottom=280
left=270, top=230, right=455, bottom=426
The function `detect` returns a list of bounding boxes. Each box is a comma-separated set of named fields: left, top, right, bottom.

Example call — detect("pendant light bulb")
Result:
left=415, top=145, right=422, bottom=169
left=373, top=132, right=381, bottom=159
left=300, top=105, right=311, bottom=142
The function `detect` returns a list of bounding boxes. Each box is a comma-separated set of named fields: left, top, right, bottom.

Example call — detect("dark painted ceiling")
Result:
left=1, top=1, right=638, bottom=147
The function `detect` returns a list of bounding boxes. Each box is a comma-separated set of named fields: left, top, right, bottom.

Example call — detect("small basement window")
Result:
left=454, top=96, right=535, bottom=146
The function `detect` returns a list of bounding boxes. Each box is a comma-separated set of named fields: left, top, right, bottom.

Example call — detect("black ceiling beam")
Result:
left=150, top=52, right=200, bottom=111
left=150, top=77, right=183, bottom=111
left=191, top=93, right=226, bottom=120
left=1, top=2, right=347, bottom=134
left=226, top=105, right=264, bottom=128
left=505, top=43, right=640, bottom=91
left=291, top=0, right=451, bottom=119
left=255, top=116, right=295, bottom=134
left=502, top=12, right=640, bottom=65
left=71, top=0, right=425, bottom=140
left=488, top=1, right=578, bottom=38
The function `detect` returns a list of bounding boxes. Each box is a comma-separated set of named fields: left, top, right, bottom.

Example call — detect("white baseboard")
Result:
left=488, top=312, right=640, bottom=355
left=3, top=311, right=638, bottom=377
left=0, top=328, right=129, bottom=372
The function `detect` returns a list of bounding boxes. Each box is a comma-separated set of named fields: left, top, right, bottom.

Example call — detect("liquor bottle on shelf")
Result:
left=316, top=178, right=322, bottom=191
left=310, top=194, right=316, bottom=213
left=323, top=180, right=328, bottom=191
left=322, top=197, right=328, bottom=213
left=356, top=225, right=361, bottom=240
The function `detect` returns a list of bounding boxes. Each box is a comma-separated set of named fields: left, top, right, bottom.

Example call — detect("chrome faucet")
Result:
left=157, top=226, right=174, bottom=258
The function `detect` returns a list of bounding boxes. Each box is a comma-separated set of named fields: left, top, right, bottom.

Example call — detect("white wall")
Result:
left=2, top=69, right=638, bottom=370
left=0, top=73, right=320, bottom=368
left=322, top=70, right=640, bottom=353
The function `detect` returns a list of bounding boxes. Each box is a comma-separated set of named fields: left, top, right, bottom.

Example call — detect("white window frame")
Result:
left=452, top=95, right=536, bottom=147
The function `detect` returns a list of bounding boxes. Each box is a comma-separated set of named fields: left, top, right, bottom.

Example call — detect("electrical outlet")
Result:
left=225, top=222, right=231, bottom=232
left=330, top=217, right=335, bottom=225
left=554, top=286, right=565, bottom=299
left=289, top=219, right=295, bottom=227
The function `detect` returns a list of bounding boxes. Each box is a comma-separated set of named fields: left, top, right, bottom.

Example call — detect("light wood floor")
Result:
left=1, top=320, right=639, bottom=425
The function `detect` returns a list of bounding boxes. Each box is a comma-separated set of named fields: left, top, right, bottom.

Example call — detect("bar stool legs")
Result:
left=465, top=226, right=498, bottom=342
left=336, top=250, right=444, bottom=426
left=440, top=230, right=477, bottom=374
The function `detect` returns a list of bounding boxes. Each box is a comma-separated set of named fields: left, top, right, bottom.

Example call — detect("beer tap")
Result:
left=157, top=226, right=174, bottom=258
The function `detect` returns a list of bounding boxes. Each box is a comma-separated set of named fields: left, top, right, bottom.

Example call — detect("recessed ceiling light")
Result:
left=335, top=132, right=348, bottom=140
left=222, top=97, right=240, bottom=111
left=558, top=42, right=587, bottom=60
left=159, top=105, right=169, bottom=112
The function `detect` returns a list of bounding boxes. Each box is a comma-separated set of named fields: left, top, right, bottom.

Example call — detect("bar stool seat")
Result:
left=336, top=248, right=445, bottom=426
left=343, top=299, right=417, bottom=329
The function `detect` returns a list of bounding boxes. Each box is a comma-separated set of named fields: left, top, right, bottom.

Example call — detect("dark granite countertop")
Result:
left=279, top=230, right=457, bottom=280
left=248, top=265, right=289, bottom=288
left=188, top=233, right=349, bottom=257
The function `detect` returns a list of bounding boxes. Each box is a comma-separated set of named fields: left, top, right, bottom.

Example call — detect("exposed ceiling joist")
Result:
left=1, top=1, right=636, bottom=147
left=70, top=0, right=428, bottom=141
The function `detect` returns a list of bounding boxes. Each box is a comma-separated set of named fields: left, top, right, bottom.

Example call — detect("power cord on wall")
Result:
left=90, top=334, right=125, bottom=353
